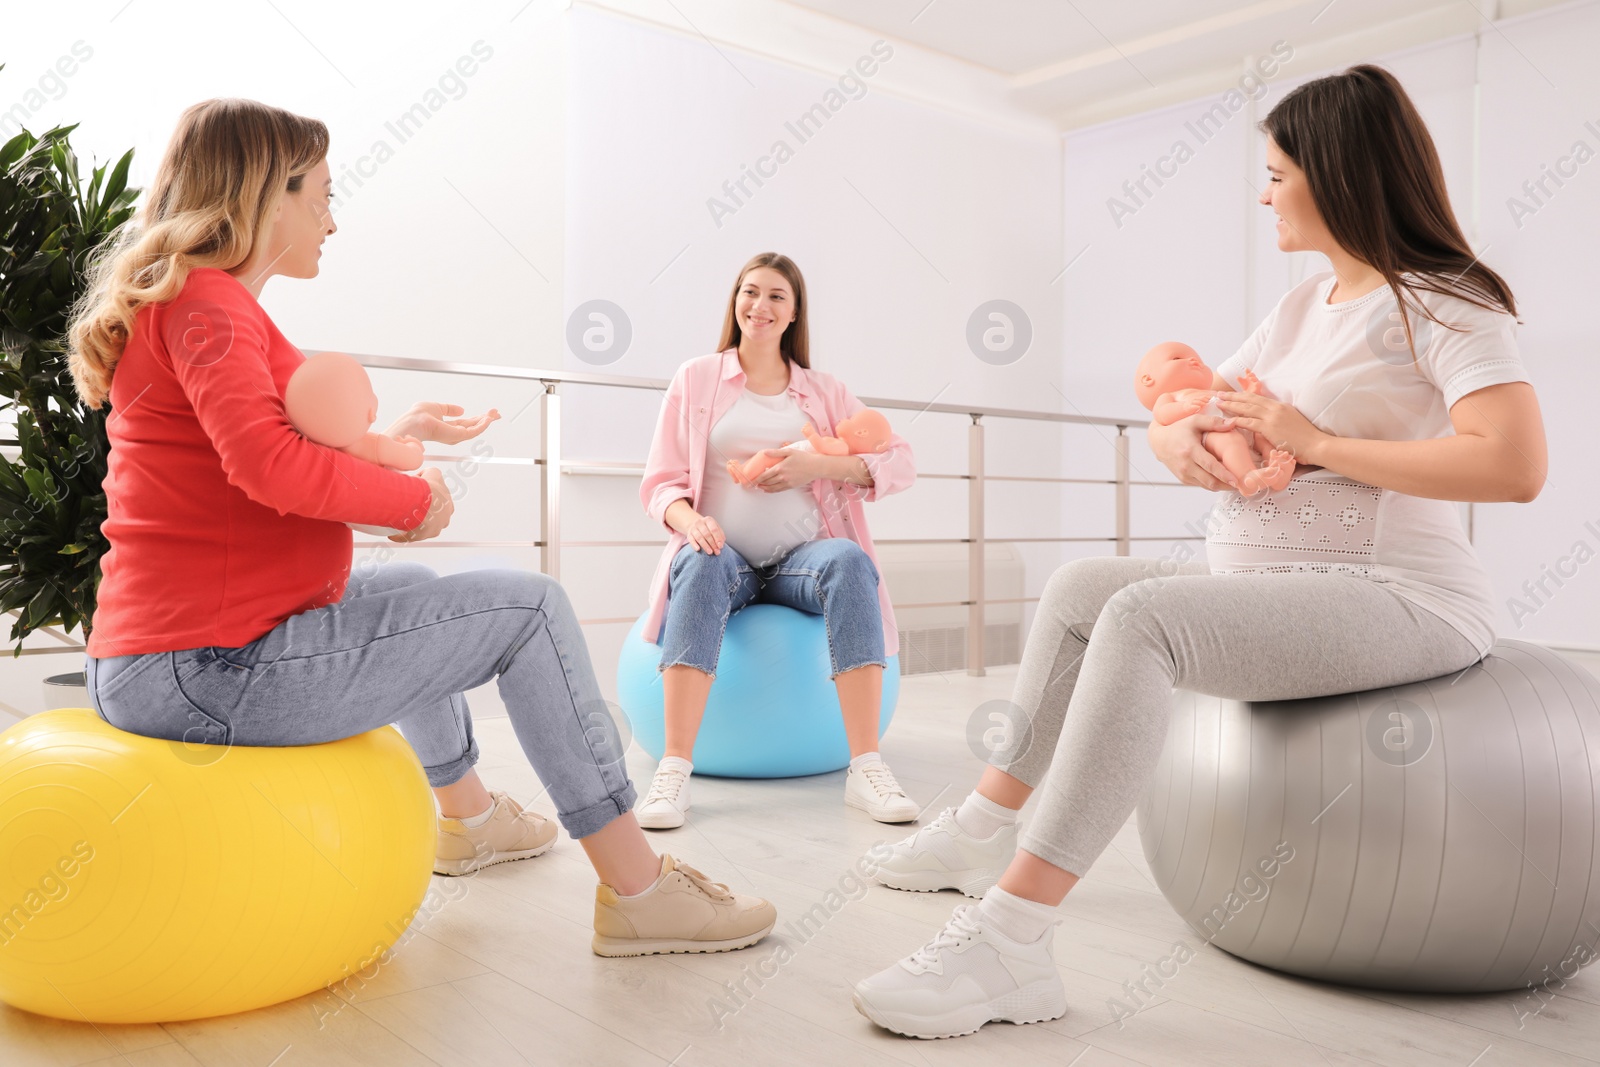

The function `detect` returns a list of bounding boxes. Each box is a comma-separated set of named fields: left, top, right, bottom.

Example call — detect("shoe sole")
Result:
left=844, top=794, right=919, bottom=824
left=851, top=981, right=1067, bottom=1039
left=433, top=837, right=556, bottom=877
left=636, top=809, right=687, bottom=830
left=590, top=915, right=777, bottom=958
left=874, top=868, right=999, bottom=898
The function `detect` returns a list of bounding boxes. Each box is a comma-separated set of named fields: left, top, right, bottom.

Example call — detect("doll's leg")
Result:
left=1207, top=429, right=1293, bottom=495
left=729, top=451, right=784, bottom=486
left=1202, top=429, right=1263, bottom=486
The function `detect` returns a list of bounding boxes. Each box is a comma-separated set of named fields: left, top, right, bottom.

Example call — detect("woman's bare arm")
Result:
left=1304, top=382, right=1546, bottom=503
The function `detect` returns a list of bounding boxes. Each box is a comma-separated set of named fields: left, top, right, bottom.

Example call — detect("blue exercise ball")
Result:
left=617, top=604, right=900, bottom=778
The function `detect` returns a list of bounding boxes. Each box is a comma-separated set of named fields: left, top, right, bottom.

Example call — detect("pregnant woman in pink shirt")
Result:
left=635, top=253, right=919, bottom=828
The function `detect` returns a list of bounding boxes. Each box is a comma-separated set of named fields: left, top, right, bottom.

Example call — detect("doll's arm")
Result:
left=1151, top=390, right=1213, bottom=426
left=802, top=422, right=851, bottom=456
left=1237, top=368, right=1276, bottom=398
left=345, top=431, right=424, bottom=471
left=1236, top=370, right=1286, bottom=457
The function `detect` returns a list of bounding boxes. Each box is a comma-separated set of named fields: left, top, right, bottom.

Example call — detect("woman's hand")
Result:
left=385, top=402, right=501, bottom=445
left=663, top=498, right=725, bottom=553
left=1214, top=391, right=1330, bottom=467
left=685, top=512, right=726, bottom=554
left=752, top=448, right=829, bottom=493
left=1148, top=412, right=1241, bottom=492
left=389, top=467, right=454, bottom=542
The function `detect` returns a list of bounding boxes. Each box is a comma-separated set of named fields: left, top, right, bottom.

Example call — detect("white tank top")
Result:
left=696, top=389, right=821, bottom=568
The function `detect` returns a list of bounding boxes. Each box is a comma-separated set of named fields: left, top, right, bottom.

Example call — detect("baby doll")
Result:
left=1134, top=341, right=1294, bottom=496
left=728, top=407, right=892, bottom=487
left=284, top=352, right=424, bottom=535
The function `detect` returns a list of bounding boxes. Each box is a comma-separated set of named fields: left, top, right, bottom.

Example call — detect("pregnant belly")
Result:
left=1204, top=470, right=1383, bottom=578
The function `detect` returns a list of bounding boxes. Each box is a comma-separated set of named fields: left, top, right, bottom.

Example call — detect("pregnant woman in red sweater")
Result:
left=68, top=98, right=775, bottom=957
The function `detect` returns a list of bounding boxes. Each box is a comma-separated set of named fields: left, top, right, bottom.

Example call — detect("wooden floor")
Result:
left=6, top=656, right=1600, bottom=1067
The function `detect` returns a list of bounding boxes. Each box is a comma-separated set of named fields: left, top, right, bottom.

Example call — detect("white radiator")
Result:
left=878, top=543, right=1025, bottom=675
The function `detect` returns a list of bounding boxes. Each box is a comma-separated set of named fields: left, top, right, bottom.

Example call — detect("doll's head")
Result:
left=1134, top=342, right=1212, bottom=410
left=835, top=408, right=892, bottom=453
left=284, top=352, right=379, bottom=449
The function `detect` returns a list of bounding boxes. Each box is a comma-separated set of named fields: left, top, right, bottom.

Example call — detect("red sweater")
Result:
left=85, top=268, right=432, bottom=657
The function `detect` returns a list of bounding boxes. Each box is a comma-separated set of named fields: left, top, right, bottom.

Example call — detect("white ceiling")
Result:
left=585, top=0, right=1576, bottom=130
left=780, top=0, right=1570, bottom=126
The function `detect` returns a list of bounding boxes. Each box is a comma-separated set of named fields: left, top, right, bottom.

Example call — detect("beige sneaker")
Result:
left=434, top=790, right=558, bottom=876
left=592, top=854, right=777, bottom=957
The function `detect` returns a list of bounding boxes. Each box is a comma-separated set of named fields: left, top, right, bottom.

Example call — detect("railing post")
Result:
left=1115, top=424, right=1130, bottom=557
left=540, top=382, right=561, bottom=580
left=968, top=414, right=985, bottom=677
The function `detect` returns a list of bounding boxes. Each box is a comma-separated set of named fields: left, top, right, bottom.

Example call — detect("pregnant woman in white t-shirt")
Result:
left=853, top=64, right=1549, bottom=1039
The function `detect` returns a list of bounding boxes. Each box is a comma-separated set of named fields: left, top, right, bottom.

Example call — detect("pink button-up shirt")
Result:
left=639, top=349, right=916, bottom=656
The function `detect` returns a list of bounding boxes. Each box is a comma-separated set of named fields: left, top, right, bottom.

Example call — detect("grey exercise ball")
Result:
left=1137, top=639, right=1600, bottom=993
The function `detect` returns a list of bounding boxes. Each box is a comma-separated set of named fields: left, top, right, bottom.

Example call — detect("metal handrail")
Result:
left=333, top=351, right=1150, bottom=430
left=13, top=355, right=1186, bottom=674
left=342, top=352, right=1171, bottom=677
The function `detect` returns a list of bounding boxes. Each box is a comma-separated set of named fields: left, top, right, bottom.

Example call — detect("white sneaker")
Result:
left=875, top=807, right=1017, bottom=897
left=637, top=763, right=692, bottom=829
left=853, top=904, right=1067, bottom=1039
left=845, top=759, right=920, bottom=823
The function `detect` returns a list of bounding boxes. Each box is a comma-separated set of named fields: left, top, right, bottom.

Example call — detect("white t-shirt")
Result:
left=696, top=389, right=821, bottom=568
left=1208, top=271, right=1530, bottom=656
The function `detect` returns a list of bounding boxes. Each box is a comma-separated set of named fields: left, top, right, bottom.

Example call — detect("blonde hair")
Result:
left=67, top=99, right=328, bottom=408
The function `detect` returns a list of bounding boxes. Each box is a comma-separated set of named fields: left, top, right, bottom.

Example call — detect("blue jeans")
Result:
left=84, top=561, right=637, bottom=839
left=658, top=537, right=886, bottom=678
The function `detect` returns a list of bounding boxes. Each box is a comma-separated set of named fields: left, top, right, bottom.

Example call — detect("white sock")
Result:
left=657, top=755, right=694, bottom=777
left=849, top=751, right=884, bottom=771
left=978, top=885, right=1058, bottom=944
left=457, top=799, right=496, bottom=828
left=953, top=790, right=1018, bottom=839
left=617, top=858, right=669, bottom=898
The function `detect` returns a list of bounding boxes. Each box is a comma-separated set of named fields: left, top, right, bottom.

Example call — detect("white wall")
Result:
left=1062, top=3, right=1600, bottom=649
left=2, top=1, right=1071, bottom=710
left=557, top=6, right=1069, bottom=675
left=2, top=0, right=573, bottom=712
left=5, top=1, right=1592, bottom=720
left=1471, top=0, right=1600, bottom=650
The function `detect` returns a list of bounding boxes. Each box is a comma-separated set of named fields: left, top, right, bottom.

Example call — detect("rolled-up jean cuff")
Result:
left=658, top=655, right=716, bottom=678
left=830, top=656, right=887, bottom=679
left=421, top=738, right=481, bottom=788
left=1017, top=830, right=1090, bottom=880
left=561, top=783, right=640, bottom=839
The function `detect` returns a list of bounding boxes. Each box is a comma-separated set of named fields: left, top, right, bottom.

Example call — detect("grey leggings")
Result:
left=994, top=556, right=1482, bottom=876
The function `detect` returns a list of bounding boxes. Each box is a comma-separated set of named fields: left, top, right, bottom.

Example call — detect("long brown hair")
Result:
left=716, top=252, right=810, bottom=368
left=67, top=99, right=329, bottom=408
left=1261, top=64, right=1516, bottom=358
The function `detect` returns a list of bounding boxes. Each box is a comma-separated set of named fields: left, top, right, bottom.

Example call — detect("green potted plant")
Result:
left=0, top=107, right=138, bottom=701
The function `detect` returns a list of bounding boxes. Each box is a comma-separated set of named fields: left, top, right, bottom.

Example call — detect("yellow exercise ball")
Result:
left=0, top=708, right=436, bottom=1023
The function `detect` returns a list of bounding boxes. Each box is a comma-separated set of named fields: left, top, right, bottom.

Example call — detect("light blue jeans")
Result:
left=84, top=561, right=637, bottom=839
left=657, top=537, right=886, bottom=678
